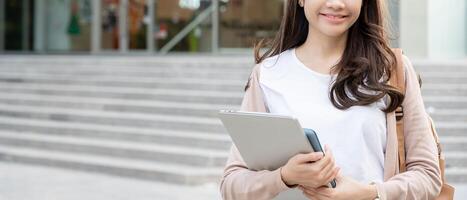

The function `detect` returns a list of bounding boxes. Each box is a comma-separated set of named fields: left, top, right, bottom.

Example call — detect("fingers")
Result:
left=323, top=167, right=340, bottom=187
left=299, top=186, right=317, bottom=199
left=302, top=190, right=317, bottom=200
left=296, top=145, right=334, bottom=165
left=319, top=147, right=339, bottom=186
left=294, top=152, right=324, bottom=164
left=301, top=186, right=329, bottom=200
left=299, top=185, right=313, bottom=191
left=300, top=185, right=335, bottom=199
left=319, top=155, right=334, bottom=174
left=320, top=158, right=339, bottom=183
left=314, top=147, right=334, bottom=171
left=315, top=186, right=335, bottom=198
left=302, top=191, right=317, bottom=200
left=316, top=186, right=333, bottom=194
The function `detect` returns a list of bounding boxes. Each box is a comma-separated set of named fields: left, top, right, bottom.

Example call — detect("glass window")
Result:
left=4, top=0, right=33, bottom=51
left=128, top=0, right=147, bottom=50
left=44, top=0, right=92, bottom=52
left=219, top=0, right=283, bottom=49
left=101, top=0, right=120, bottom=50
left=155, top=0, right=213, bottom=52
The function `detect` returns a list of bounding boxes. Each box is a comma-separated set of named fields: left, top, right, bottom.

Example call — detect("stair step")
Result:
left=445, top=151, right=467, bottom=168
left=0, top=92, right=238, bottom=117
left=0, top=131, right=228, bottom=167
left=0, top=82, right=243, bottom=98
left=0, top=71, right=246, bottom=85
left=428, top=108, right=467, bottom=115
left=436, top=122, right=467, bottom=136
left=421, top=78, right=467, bottom=84
left=445, top=167, right=467, bottom=183
left=0, top=65, right=250, bottom=74
left=422, top=84, right=467, bottom=96
left=415, top=67, right=467, bottom=73
left=0, top=145, right=223, bottom=185
left=0, top=68, right=250, bottom=80
left=0, top=83, right=243, bottom=104
left=436, top=122, right=467, bottom=129
left=0, top=116, right=232, bottom=150
left=0, top=55, right=253, bottom=66
left=428, top=109, right=467, bottom=122
left=0, top=103, right=226, bottom=133
left=440, top=137, right=467, bottom=152
left=0, top=73, right=244, bottom=91
left=418, top=72, right=467, bottom=78
left=424, top=96, right=467, bottom=109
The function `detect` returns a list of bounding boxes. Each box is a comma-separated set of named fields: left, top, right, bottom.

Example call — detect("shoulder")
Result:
left=244, top=49, right=293, bottom=92
left=255, top=49, right=294, bottom=81
left=399, top=54, right=421, bottom=89
left=401, top=54, right=414, bottom=74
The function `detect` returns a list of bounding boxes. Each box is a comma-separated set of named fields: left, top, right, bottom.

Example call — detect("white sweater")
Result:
left=258, top=48, right=387, bottom=184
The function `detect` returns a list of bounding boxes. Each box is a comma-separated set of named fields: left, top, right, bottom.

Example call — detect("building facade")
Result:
left=0, top=0, right=466, bottom=58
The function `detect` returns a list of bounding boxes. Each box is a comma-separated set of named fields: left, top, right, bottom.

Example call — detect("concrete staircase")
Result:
left=416, top=60, right=467, bottom=183
left=0, top=55, right=465, bottom=184
left=0, top=55, right=252, bottom=185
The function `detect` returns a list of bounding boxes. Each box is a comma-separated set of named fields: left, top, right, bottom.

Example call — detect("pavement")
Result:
left=1, top=161, right=467, bottom=200
left=0, top=162, right=221, bottom=200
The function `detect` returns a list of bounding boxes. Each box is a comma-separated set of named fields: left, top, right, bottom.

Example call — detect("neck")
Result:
left=298, top=26, right=348, bottom=60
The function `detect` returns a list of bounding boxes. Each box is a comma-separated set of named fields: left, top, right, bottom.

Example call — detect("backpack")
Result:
left=391, top=49, right=455, bottom=200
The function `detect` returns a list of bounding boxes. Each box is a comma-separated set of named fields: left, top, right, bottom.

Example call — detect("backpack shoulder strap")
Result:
left=390, top=51, right=455, bottom=197
left=390, top=48, right=406, bottom=94
left=390, top=48, right=407, bottom=172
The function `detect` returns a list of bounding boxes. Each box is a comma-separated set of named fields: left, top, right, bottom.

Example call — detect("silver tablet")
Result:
left=219, top=110, right=333, bottom=200
left=218, top=110, right=314, bottom=171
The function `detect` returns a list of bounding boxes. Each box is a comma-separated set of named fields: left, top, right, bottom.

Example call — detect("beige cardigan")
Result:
left=219, top=55, right=442, bottom=200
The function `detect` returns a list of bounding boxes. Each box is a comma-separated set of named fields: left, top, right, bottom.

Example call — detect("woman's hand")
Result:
left=280, top=145, right=340, bottom=188
left=299, top=175, right=378, bottom=200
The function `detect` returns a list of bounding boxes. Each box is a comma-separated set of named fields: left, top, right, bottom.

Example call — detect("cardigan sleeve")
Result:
left=219, top=64, right=290, bottom=200
left=375, top=55, right=443, bottom=200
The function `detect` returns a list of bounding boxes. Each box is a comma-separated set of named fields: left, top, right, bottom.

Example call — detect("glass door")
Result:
left=100, top=0, right=153, bottom=52
left=2, top=0, right=34, bottom=51
left=101, top=0, right=120, bottom=50
left=219, top=0, right=284, bottom=52
left=128, top=0, right=147, bottom=50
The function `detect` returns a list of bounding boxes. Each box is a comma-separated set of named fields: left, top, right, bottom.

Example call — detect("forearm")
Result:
left=220, top=165, right=288, bottom=200
left=219, top=145, right=290, bottom=200
left=374, top=169, right=442, bottom=200
left=360, top=184, right=379, bottom=200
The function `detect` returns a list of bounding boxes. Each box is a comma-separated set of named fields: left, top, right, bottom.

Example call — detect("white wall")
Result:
left=428, top=0, right=466, bottom=59
left=400, top=0, right=428, bottom=58
left=388, top=0, right=400, bottom=48
left=46, top=0, right=71, bottom=51
left=399, top=0, right=467, bottom=59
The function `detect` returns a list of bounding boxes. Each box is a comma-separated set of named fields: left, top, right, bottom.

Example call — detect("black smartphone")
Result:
left=304, top=128, right=337, bottom=188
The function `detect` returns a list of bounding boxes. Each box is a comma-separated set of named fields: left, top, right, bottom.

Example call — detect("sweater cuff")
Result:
left=374, top=182, right=392, bottom=200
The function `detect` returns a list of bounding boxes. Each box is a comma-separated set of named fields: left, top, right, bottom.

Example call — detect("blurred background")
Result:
left=0, top=0, right=466, bottom=199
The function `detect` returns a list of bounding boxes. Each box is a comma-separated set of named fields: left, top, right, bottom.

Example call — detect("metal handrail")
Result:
left=159, top=3, right=214, bottom=54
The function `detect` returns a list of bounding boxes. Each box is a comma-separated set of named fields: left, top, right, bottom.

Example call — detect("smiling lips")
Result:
left=320, top=13, right=348, bottom=23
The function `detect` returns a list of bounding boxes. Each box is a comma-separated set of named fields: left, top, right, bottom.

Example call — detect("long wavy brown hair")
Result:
left=251, top=0, right=404, bottom=113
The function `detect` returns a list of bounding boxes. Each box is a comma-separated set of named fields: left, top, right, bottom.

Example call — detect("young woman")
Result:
left=219, top=0, right=442, bottom=200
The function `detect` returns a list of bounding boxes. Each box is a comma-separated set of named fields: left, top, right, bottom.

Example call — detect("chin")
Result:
left=320, top=28, right=348, bottom=38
